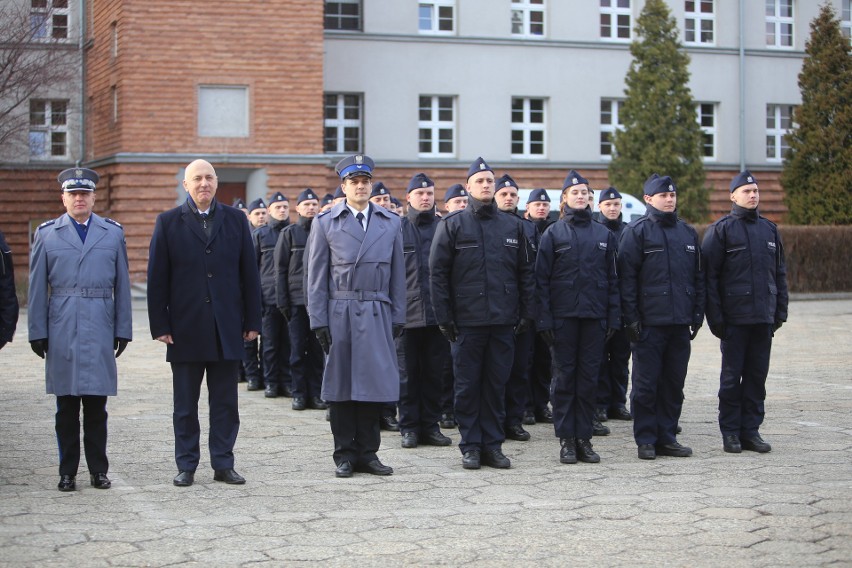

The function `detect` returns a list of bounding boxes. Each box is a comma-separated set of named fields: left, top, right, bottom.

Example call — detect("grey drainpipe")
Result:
left=739, top=0, right=746, bottom=171
left=79, top=0, right=86, bottom=165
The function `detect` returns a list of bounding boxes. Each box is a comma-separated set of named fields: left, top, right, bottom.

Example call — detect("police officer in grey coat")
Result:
left=306, top=154, right=406, bottom=478
left=29, top=167, right=132, bottom=492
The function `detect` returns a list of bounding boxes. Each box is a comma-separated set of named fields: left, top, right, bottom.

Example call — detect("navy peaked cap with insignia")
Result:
left=333, top=186, right=346, bottom=199
left=370, top=182, right=390, bottom=198
left=233, top=198, right=247, bottom=210
left=297, top=188, right=319, bottom=204
left=269, top=191, right=288, bottom=203
left=495, top=174, right=518, bottom=190
left=730, top=170, right=757, bottom=193
left=466, top=157, right=493, bottom=180
left=58, top=167, right=99, bottom=192
left=248, top=198, right=267, bottom=212
left=644, top=173, right=676, bottom=196
left=598, top=187, right=622, bottom=203
left=444, top=183, right=467, bottom=202
left=335, top=154, right=374, bottom=180
left=562, top=169, right=589, bottom=191
left=407, top=172, right=434, bottom=193
left=527, top=188, right=551, bottom=204
left=321, top=193, right=334, bottom=206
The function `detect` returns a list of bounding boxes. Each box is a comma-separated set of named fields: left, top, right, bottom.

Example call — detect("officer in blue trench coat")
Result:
left=29, top=167, right=132, bottom=492
left=306, top=154, right=406, bottom=478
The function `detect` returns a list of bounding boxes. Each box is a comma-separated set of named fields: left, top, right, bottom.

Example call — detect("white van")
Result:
left=516, top=189, right=647, bottom=223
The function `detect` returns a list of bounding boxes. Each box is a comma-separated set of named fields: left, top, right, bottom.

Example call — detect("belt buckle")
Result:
left=80, top=288, right=89, bottom=297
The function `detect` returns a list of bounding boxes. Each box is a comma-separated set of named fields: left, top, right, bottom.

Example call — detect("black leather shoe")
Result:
left=246, top=379, right=262, bottom=391
left=335, top=461, right=353, bottom=478
left=676, top=425, right=683, bottom=434
left=592, top=418, right=611, bottom=436
left=90, top=472, right=111, bottom=489
left=57, top=475, right=76, bottom=492
left=439, top=412, right=457, bottom=429
left=559, top=438, right=577, bottom=464
left=173, top=470, right=195, bottom=487
left=608, top=406, right=633, bottom=421
left=421, top=431, right=452, bottom=446
left=594, top=407, right=609, bottom=422
left=655, top=442, right=693, bottom=457
left=741, top=435, right=771, bottom=453
left=522, top=410, right=536, bottom=425
left=264, top=384, right=279, bottom=398
left=355, top=460, right=393, bottom=476
left=462, top=450, right=481, bottom=470
left=576, top=439, right=600, bottom=463
left=291, top=396, right=306, bottom=411
left=309, top=397, right=328, bottom=410
left=280, top=384, right=294, bottom=398
left=638, top=444, right=656, bottom=460
left=506, top=424, right=531, bottom=442
left=379, top=415, right=400, bottom=432
left=535, top=408, right=554, bottom=424
left=723, top=435, right=742, bottom=453
left=213, top=468, right=246, bottom=484
left=401, top=432, right=418, bottom=448
left=482, top=449, right=511, bottom=469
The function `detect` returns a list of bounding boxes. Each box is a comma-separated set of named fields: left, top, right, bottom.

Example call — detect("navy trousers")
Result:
left=288, top=306, right=324, bottom=400
left=505, top=327, right=533, bottom=427
left=399, top=325, right=447, bottom=436
left=261, top=306, right=291, bottom=391
left=242, top=337, right=262, bottom=384
left=329, top=401, right=383, bottom=466
left=527, top=333, right=552, bottom=415
left=55, top=395, right=108, bottom=476
left=597, top=328, right=631, bottom=411
left=718, top=324, right=773, bottom=438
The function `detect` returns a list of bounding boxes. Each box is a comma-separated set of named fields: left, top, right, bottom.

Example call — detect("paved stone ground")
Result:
left=1, top=299, right=850, bottom=567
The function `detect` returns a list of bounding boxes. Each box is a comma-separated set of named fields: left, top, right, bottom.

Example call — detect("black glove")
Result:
left=626, top=322, right=642, bottom=342
left=539, top=329, right=555, bottom=347
left=690, top=322, right=703, bottom=340
left=393, top=324, right=405, bottom=339
left=279, top=306, right=291, bottom=322
left=438, top=323, right=459, bottom=343
left=114, top=338, right=129, bottom=358
left=773, top=320, right=784, bottom=332
left=709, top=323, right=726, bottom=340
left=514, top=318, right=533, bottom=336
left=31, top=339, right=48, bottom=359
left=315, top=327, right=332, bottom=354
left=605, top=328, right=617, bottom=343
left=0, top=340, right=6, bottom=351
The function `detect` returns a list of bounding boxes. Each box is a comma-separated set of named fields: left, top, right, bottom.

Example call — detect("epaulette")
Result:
left=317, top=209, right=331, bottom=218
left=38, top=219, right=56, bottom=229
left=104, top=218, right=123, bottom=229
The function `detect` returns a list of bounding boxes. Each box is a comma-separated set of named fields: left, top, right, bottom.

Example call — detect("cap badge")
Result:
left=75, top=169, right=83, bottom=177
left=668, top=184, right=674, bottom=191
left=479, top=163, right=486, bottom=170
left=421, top=181, right=428, bottom=187
left=355, top=155, right=363, bottom=164
left=572, top=177, right=578, bottom=184
left=747, top=176, right=753, bottom=182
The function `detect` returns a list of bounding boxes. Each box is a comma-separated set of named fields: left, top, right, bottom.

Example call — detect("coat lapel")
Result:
left=180, top=204, right=208, bottom=244
left=357, top=204, right=387, bottom=263
left=55, top=215, right=83, bottom=252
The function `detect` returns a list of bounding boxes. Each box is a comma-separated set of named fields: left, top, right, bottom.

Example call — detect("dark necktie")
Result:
left=356, top=212, right=365, bottom=231
left=75, top=221, right=87, bottom=243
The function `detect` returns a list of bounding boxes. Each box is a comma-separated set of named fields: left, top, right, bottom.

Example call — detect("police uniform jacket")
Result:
left=429, top=196, right=536, bottom=327
left=253, top=217, right=289, bottom=307
left=536, top=207, right=620, bottom=330
left=306, top=202, right=406, bottom=402
left=702, top=204, right=788, bottom=327
left=0, top=230, right=18, bottom=345
left=618, top=205, right=705, bottom=327
left=401, top=207, right=440, bottom=328
left=596, top=213, right=627, bottom=242
left=28, top=213, right=132, bottom=396
left=274, top=215, right=312, bottom=312
left=147, top=200, right=262, bottom=362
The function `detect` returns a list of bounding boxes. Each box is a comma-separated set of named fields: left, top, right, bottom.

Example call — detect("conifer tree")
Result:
left=781, top=3, right=852, bottom=225
left=608, top=0, right=708, bottom=222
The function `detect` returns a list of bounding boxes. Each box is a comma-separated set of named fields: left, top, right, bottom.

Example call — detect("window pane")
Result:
left=29, top=131, right=47, bottom=156
left=419, top=5, right=431, bottom=31
left=31, top=0, right=48, bottom=8
left=617, top=14, right=630, bottom=38
left=30, top=100, right=46, bottom=125
left=617, top=0, right=630, bottom=7
left=511, top=11, right=523, bottom=34
left=438, top=6, right=453, bottom=31
left=766, top=136, right=776, bottom=158
left=51, top=131, right=66, bottom=156
left=419, top=129, right=432, bottom=153
left=54, top=0, right=69, bottom=7
left=52, top=14, right=68, bottom=39
left=701, top=0, right=713, bottom=13
left=686, top=1, right=695, bottom=11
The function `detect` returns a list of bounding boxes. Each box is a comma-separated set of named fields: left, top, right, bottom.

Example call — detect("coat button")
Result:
left=204, top=297, right=211, bottom=303
left=207, top=272, right=213, bottom=278
left=206, top=249, right=212, bottom=254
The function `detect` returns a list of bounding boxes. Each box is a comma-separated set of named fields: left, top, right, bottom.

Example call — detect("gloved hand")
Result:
left=709, top=323, right=726, bottom=340
left=626, top=321, right=642, bottom=342
left=690, top=322, right=703, bottom=340
left=31, top=339, right=48, bottom=359
left=514, top=318, right=533, bottom=336
left=393, top=324, right=405, bottom=339
left=605, top=328, right=617, bottom=343
left=279, top=306, right=291, bottom=322
left=438, top=322, right=459, bottom=343
left=314, top=327, right=332, bottom=354
left=539, top=329, right=555, bottom=347
left=773, top=320, right=784, bottom=332
left=114, top=338, right=129, bottom=358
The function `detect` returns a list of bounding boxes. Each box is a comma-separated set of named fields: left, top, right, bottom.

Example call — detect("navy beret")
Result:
left=297, top=188, right=319, bottom=204
left=371, top=182, right=390, bottom=198
left=444, top=183, right=467, bottom=202
left=335, top=154, right=374, bottom=180
left=390, top=196, right=403, bottom=207
left=466, top=157, right=493, bottom=180
left=407, top=173, right=434, bottom=193
left=321, top=193, right=334, bottom=206
left=269, top=191, right=288, bottom=203
left=232, top=198, right=246, bottom=210
left=730, top=170, right=757, bottom=193
left=527, top=188, right=551, bottom=204
left=644, top=174, right=677, bottom=196
left=58, top=167, right=99, bottom=191
left=495, top=174, right=518, bottom=190
left=562, top=169, right=589, bottom=191
left=598, top=187, right=622, bottom=203
left=248, top=198, right=267, bottom=212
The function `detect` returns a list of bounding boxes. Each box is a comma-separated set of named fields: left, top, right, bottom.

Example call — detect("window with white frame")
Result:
left=324, top=93, right=362, bottom=153
left=418, top=95, right=455, bottom=157
left=600, top=0, right=631, bottom=41
left=697, top=102, right=716, bottom=160
left=511, top=98, right=546, bottom=158
left=419, top=1, right=455, bottom=34
left=766, top=104, right=795, bottom=161
left=29, top=99, right=68, bottom=159
left=685, top=0, right=714, bottom=45
left=600, top=99, right=624, bottom=158
left=325, top=0, right=361, bottom=31
left=511, top=0, right=545, bottom=38
left=842, top=0, right=851, bottom=46
left=766, top=0, right=794, bottom=48
left=30, top=0, right=70, bottom=40
left=198, top=85, right=249, bottom=138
